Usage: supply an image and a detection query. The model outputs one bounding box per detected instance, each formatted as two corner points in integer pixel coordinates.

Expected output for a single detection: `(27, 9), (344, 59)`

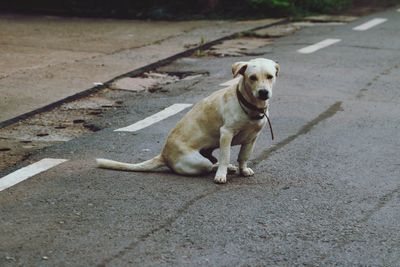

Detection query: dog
(96, 58), (279, 184)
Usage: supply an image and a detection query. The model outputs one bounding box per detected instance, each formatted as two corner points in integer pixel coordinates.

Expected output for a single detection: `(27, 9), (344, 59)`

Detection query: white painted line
(353, 18), (387, 31)
(115, 103), (192, 132)
(220, 77), (240, 87)
(298, 39), (341, 54)
(0, 158), (68, 192)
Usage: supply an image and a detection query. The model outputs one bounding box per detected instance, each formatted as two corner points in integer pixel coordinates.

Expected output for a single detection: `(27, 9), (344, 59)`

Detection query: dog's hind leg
(227, 164), (239, 174)
(200, 148), (218, 164)
(200, 148), (238, 174)
(173, 151), (213, 176)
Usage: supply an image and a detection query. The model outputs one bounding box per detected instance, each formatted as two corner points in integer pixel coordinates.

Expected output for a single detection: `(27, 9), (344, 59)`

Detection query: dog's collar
(236, 86), (275, 140)
(236, 87), (266, 120)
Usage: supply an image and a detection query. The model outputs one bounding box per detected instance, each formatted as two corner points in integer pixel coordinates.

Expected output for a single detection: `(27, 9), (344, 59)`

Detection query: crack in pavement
(356, 63), (399, 98)
(250, 101), (343, 166)
(340, 44), (400, 52)
(98, 186), (222, 266)
(315, 186), (400, 264)
(358, 187), (400, 225)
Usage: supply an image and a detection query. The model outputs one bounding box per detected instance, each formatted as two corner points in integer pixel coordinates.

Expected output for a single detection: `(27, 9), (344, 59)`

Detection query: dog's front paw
(214, 175), (227, 184)
(241, 167), (254, 177)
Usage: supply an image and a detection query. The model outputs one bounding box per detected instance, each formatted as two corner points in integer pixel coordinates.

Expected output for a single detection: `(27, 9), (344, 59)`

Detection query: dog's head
(232, 58), (280, 101)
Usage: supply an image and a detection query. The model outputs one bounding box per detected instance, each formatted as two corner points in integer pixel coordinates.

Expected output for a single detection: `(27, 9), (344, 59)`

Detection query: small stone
(42, 256), (49, 260)
(253, 24), (299, 38)
(73, 119), (85, 124)
(36, 133), (49, 137)
(5, 256), (15, 261)
(111, 77), (157, 92)
(182, 74), (203, 81)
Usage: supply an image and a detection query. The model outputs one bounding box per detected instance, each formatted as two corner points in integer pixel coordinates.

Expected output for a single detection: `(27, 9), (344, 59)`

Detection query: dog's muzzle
(258, 89), (270, 100)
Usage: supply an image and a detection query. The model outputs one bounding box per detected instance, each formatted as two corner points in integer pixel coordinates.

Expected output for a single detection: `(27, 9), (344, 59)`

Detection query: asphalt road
(1, 8), (400, 266)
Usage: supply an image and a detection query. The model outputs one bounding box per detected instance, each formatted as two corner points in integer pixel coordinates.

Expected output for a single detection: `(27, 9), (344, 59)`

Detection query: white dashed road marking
(220, 77), (240, 87)
(115, 103), (192, 132)
(298, 39), (341, 54)
(353, 18), (387, 31)
(0, 158), (68, 192)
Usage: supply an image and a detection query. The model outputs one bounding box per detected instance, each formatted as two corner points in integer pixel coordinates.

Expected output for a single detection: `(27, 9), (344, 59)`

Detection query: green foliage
(248, 0), (292, 8)
(245, 0), (351, 15)
(293, 0), (352, 13)
(0, 0), (365, 19)
(194, 49), (208, 57)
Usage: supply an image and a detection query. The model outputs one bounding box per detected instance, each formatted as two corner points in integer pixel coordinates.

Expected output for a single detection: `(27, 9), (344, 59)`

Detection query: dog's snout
(258, 89), (269, 100)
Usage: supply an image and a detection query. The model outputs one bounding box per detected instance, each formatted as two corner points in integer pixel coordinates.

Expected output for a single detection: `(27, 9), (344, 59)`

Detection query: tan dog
(96, 58), (279, 183)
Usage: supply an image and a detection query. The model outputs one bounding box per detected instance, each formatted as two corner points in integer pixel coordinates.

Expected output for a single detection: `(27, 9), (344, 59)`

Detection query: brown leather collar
(236, 86), (266, 120)
(236, 86), (275, 140)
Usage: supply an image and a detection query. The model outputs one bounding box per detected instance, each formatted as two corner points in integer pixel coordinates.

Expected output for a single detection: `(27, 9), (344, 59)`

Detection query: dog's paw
(241, 167), (254, 177)
(214, 175), (227, 184)
(227, 164), (239, 174)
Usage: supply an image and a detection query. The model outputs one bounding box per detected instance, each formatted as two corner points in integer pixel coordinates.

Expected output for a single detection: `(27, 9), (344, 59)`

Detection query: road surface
(1, 8), (400, 266)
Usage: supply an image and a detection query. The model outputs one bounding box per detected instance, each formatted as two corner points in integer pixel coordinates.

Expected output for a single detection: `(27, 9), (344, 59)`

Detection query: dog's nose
(258, 89), (269, 100)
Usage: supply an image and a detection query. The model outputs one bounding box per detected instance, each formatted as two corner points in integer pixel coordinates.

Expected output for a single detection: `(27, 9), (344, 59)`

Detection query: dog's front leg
(238, 139), (256, 177)
(214, 127), (233, 184)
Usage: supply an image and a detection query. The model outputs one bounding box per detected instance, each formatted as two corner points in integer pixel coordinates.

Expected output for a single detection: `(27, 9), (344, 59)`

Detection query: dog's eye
(249, 75), (258, 81)
(267, 74), (273, 80)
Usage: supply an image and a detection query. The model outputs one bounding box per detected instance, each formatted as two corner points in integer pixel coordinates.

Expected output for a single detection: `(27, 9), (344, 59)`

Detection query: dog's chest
(232, 120), (265, 145)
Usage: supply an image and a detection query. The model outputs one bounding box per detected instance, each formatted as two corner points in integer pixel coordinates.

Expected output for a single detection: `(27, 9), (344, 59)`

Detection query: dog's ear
(275, 62), (280, 77)
(232, 61), (248, 78)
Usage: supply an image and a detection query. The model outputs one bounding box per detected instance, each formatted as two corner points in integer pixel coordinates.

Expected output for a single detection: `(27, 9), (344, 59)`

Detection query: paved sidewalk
(0, 15), (280, 123)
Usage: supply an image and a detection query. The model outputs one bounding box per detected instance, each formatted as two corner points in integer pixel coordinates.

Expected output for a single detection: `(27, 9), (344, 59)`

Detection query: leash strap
(265, 112), (274, 141)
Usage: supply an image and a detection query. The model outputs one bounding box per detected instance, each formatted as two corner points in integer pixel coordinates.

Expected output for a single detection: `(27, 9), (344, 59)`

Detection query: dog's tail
(96, 154), (165, 172)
